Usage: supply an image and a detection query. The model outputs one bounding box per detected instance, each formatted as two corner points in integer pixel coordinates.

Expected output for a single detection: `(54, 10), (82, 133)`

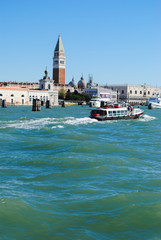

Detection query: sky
(0, 0), (161, 86)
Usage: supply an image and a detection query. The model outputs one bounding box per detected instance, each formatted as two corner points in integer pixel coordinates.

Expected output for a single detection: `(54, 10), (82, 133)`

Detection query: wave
(139, 114), (156, 122)
(0, 117), (97, 130)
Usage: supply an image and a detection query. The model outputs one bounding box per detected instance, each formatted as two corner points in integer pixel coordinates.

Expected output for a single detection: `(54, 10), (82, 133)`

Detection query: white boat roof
(97, 107), (128, 111)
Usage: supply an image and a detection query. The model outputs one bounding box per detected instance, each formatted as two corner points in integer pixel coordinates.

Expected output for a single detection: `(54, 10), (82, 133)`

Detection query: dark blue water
(0, 105), (161, 239)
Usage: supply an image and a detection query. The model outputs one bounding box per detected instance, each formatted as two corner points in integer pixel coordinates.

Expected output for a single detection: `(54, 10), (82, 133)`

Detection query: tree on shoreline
(59, 89), (91, 102)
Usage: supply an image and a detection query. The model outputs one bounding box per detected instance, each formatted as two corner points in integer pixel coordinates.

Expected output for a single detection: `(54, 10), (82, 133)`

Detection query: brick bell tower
(53, 33), (66, 85)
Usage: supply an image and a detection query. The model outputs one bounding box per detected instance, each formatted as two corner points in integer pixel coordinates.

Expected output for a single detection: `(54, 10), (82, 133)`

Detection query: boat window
(102, 110), (107, 116)
(92, 110), (100, 114)
(109, 111), (112, 116)
(125, 110), (127, 115)
(121, 110), (124, 115)
(113, 111), (116, 116)
(150, 97), (157, 102)
(117, 110), (121, 115)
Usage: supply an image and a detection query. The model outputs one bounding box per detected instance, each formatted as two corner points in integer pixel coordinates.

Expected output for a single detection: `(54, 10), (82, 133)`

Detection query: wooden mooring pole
(2, 100), (7, 108)
(46, 100), (52, 109)
(32, 99), (41, 111)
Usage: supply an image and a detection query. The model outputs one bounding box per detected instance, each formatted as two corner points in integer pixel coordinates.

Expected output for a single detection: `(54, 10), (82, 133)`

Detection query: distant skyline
(0, 0), (161, 86)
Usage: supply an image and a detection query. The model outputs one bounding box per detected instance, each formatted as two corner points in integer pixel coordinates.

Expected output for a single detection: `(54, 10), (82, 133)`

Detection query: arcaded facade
(105, 84), (161, 105)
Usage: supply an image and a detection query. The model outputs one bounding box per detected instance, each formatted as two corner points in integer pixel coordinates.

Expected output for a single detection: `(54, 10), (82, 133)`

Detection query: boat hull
(148, 102), (161, 109)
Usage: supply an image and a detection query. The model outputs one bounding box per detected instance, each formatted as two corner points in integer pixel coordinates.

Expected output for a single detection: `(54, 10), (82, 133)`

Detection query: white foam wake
(0, 117), (97, 130)
(64, 117), (97, 126)
(139, 114), (156, 122)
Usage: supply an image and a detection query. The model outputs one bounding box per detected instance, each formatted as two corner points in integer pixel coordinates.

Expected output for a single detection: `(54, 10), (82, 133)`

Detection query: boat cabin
(149, 96), (160, 103)
(91, 107), (128, 117)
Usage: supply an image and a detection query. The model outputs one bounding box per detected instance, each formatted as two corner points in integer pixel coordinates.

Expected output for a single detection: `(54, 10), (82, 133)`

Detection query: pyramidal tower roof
(55, 33), (64, 52)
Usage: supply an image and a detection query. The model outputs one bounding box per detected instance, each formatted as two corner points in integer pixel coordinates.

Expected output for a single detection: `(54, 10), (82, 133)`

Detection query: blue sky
(0, 0), (161, 86)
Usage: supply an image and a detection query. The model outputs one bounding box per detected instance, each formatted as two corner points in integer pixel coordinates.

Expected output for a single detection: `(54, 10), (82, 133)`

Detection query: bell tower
(53, 33), (65, 85)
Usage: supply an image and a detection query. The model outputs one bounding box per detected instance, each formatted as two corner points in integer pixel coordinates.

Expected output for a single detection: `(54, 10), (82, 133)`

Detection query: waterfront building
(0, 70), (58, 105)
(83, 87), (117, 103)
(0, 81), (39, 89)
(53, 34), (66, 85)
(105, 84), (161, 105)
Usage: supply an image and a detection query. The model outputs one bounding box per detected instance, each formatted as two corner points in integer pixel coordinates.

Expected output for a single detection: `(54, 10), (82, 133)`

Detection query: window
(113, 111), (116, 116)
(60, 61), (64, 64)
(22, 99), (24, 104)
(148, 91), (150, 95)
(122, 90), (124, 94)
(109, 111), (112, 116)
(48, 84), (50, 90)
(135, 90), (137, 94)
(21, 95), (24, 97)
(130, 90), (132, 94)
(11, 99), (14, 104)
(140, 91), (142, 94)
(0, 94), (2, 96)
(54, 61), (58, 64)
(11, 94), (14, 97)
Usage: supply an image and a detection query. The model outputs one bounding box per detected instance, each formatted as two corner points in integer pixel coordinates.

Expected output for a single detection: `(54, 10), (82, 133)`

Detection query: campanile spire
(53, 34), (66, 85)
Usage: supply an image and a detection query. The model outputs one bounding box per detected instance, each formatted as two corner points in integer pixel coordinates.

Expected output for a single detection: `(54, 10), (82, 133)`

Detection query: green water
(0, 105), (161, 239)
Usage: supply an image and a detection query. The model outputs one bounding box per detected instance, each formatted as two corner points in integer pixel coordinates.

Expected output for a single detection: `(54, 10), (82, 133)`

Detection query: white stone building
(83, 87), (117, 103)
(105, 84), (161, 105)
(0, 70), (58, 106)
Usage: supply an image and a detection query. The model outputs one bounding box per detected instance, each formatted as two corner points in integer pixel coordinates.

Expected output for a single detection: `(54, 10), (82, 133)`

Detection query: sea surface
(0, 105), (161, 240)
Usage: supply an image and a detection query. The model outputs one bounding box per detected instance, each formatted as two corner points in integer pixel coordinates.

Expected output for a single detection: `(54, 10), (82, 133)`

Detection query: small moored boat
(90, 106), (143, 121)
(147, 94), (161, 109)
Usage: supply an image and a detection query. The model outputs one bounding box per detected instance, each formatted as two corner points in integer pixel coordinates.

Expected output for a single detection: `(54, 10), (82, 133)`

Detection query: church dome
(78, 76), (87, 89)
(87, 80), (95, 88)
(69, 77), (77, 89)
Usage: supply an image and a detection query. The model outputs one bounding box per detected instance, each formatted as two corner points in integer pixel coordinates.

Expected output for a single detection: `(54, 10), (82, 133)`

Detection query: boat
(89, 106), (143, 121)
(147, 94), (161, 109)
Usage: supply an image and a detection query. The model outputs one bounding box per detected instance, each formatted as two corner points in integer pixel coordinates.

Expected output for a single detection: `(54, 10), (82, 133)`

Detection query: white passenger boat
(90, 106), (143, 121)
(147, 94), (161, 109)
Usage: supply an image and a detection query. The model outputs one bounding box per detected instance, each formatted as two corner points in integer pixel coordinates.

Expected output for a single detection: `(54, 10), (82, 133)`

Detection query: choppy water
(0, 105), (161, 240)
